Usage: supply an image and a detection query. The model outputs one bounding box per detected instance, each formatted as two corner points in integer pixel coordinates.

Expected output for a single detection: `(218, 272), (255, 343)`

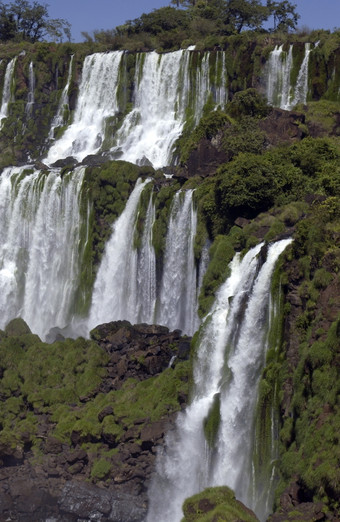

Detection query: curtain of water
(147, 239), (292, 522)
(0, 166), (88, 339)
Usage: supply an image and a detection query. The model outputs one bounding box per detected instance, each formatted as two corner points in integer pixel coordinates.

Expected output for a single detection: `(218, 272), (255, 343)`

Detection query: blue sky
(47, 0), (340, 43)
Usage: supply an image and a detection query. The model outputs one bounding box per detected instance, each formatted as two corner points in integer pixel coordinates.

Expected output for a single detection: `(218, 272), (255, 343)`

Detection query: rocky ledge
(0, 319), (191, 521)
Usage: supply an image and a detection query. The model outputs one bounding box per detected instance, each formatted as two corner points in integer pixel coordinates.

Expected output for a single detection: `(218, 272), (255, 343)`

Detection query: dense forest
(0, 1), (339, 521)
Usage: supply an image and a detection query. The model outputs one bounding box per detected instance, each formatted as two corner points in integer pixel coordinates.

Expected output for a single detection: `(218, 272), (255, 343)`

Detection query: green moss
(203, 393), (221, 449)
(182, 486), (258, 521)
(90, 458), (111, 481)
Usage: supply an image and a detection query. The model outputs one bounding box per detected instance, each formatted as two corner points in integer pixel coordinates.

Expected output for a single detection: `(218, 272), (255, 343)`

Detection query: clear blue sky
(46, 0), (340, 43)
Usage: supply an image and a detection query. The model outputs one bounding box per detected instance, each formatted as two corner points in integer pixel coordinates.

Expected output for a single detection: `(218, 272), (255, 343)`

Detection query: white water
(136, 193), (157, 323)
(266, 45), (293, 109)
(156, 190), (198, 335)
(88, 178), (150, 329)
(49, 55), (74, 139)
(45, 51), (124, 164)
(147, 239), (292, 522)
(266, 43), (311, 110)
(45, 50), (227, 168)
(0, 57), (17, 127)
(0, 166), (88, 339)
(88, 185), (199, 335)
(289, 43), (311, 107)
(25, 62), (35, 115)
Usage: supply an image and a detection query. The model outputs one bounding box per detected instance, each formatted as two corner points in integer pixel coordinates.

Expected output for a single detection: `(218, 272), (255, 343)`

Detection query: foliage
(0, 0), (70, 43)
(86, 0), (299, 50)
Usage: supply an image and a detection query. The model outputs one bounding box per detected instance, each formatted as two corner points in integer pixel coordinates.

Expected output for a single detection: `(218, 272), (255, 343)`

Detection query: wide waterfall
(46, 49), (228, 169)
(147, 239), (292, 522)
(266, 42), (311, 110)
(0, 166), (88, 339)
(88, 185), (199, 336)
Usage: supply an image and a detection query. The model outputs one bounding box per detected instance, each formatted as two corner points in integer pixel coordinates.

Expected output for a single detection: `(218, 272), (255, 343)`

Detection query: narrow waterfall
(88, 185), (199, 336)
(289, 42), (311, 107)
(49, 55), (74, 139)
(136, 194), (157, 324)
(0, 56), (17, 127)
(25, 61), (35, 115)
(156, 190), (199, 335)
(88, 178), (151, 329)
(147, 239), (292, 522)
(0, 166), (88, 339)
(266, 44), (293, 109)
(45, 51), (124, 164)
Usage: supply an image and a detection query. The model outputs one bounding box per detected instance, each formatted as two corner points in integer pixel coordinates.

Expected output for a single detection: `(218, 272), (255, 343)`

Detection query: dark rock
(98, 405), (114, 422)
(59, 481), (147, 521)
(5, 317), (31, 336)
(50, 156), (77, 168)
(81, 153), (110, 166)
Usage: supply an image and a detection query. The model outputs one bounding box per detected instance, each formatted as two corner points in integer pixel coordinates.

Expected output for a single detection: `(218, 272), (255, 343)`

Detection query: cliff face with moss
(0, 34), (339, 521)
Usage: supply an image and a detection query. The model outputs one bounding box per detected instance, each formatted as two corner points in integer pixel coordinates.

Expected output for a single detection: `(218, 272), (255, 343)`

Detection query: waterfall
(88, 185), (199, 336)
(156, 190), (198, 335)
(147, 239), (292, 522)
(289, 42), (311, 107)
(49, 55), (74, 139)
(0, 57), (17, 127)
(136, 194), (157, 324)
(112, 50), (192, 169)
(0, 166), (88, 339)
(266, 45), (293, 109)
(266, 43), (311, 110)
(45, 51), (124, 165)
(88, 178), (151, 329)
(45, 50), (227, 168)
(25, 61), (35, 115)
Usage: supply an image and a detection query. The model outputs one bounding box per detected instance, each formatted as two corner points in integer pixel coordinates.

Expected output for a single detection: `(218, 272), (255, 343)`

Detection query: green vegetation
(182, 486), (259, 521)
(0, 0), (70, 43)
(85, 0), (299, 51)
(0, 319), (191, 482)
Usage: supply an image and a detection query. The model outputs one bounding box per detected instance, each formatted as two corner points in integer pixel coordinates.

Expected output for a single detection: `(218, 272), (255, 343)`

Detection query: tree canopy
(0, 0), (71, 42)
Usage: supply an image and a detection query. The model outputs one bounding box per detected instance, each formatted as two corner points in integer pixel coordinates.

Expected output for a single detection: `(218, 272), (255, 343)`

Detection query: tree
(267, 0), (300, 32)
(0, 0), (71, 42)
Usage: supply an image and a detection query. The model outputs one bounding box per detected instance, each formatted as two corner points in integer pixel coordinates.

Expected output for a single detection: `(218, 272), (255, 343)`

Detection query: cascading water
(49, 55), (74, 140)
(45, 51), (124, 164)
(147, 239), (292, 522)
(88, 178), (151, 329)
(88, 185), (199, 336)
(266, 43), (311, 110)
(289, 42), (311, 107)
(266, 44), (293, 109)
(156, 190), (199, 335)
(45, 49), (227, 169)
(0, 166), (88, 339)
(25, 61), (35, 115)
(0, 56), (17, 127)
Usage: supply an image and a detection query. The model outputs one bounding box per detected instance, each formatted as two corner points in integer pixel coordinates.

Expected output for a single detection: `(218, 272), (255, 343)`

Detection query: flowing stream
(147, 239), (292, 522)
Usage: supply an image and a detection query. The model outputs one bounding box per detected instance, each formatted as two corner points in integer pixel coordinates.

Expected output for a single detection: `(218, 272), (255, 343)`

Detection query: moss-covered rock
(182, 486), (259, 521)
